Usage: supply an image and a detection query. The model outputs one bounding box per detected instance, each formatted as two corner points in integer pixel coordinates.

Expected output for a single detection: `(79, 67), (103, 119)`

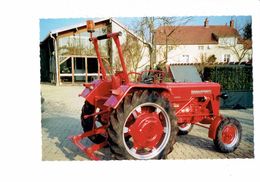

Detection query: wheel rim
(122, 103), (171, 159)
(178, 123), (191, 131)
(221, 124), (239, 147)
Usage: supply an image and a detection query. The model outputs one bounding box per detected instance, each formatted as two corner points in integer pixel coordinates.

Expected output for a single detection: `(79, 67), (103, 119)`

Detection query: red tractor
(69, 20), (242, 160)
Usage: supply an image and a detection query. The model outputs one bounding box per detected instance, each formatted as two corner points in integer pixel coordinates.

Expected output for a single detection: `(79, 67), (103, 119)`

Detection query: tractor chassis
(67, 20), (242, 160)
(68, 95), (224, 160)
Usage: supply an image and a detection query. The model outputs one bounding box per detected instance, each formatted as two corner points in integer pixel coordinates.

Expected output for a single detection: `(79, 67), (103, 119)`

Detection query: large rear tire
(108, 90), (178, 160)
(213, 118), (242, 153)
(81, 102), (106, 144)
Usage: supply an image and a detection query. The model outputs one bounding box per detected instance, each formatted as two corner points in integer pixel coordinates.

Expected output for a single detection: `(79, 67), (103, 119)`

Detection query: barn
(40, 18), (150, 85)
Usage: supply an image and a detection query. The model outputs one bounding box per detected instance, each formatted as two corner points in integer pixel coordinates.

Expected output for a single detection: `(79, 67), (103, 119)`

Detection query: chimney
(204, 18), (209, 28)
(230, 20), (234, 28)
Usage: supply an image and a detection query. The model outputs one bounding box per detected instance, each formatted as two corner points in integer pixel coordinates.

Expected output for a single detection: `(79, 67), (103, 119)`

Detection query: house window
(198, 46), (204, 50)
(182, 55), (190, 62)
(223, 54), (231, 63)
(168, 45), (175, 50)
(219, 37), (236, 46)
(76, 58), (85, 70)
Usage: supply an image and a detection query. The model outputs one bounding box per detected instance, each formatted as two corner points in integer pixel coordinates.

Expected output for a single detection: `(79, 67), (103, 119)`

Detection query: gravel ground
(41, 83), (254, 160)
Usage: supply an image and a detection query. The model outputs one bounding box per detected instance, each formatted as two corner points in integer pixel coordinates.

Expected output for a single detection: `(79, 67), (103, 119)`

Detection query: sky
(40, 16), (251, 41)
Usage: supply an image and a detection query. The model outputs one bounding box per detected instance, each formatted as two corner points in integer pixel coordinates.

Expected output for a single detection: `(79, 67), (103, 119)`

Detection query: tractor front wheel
(81, 102), (106, 144)
(177, 123), (193, 135)
(108, 90), (178, 160)
(213, 118), (242, 153)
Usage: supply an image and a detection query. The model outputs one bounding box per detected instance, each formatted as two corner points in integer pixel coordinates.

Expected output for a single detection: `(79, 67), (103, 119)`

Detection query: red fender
(103, 84), (171, 109)
(208, 116), (223, 139)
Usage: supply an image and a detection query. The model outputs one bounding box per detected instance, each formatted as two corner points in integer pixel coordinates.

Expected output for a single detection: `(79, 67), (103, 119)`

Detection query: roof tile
(155, 25), (241, 45)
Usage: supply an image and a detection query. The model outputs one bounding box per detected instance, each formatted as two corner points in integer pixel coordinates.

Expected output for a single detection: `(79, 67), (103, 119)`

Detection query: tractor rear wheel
(108, 90), (177, 160)
(213, 118), (242, 153)
(81, 102), (106, 144)
(177, 123), (193, 135)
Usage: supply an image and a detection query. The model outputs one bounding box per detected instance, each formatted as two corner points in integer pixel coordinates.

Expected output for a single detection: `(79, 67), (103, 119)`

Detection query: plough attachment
(68, 126), (107, 160)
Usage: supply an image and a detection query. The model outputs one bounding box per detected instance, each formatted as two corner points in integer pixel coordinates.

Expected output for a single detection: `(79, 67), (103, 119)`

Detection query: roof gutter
(50, 33), (59, 86)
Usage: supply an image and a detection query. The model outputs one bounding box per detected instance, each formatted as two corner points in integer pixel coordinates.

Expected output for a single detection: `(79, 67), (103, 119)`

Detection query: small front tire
(213, 118), (242, 153)
(177, 123), (193, 135)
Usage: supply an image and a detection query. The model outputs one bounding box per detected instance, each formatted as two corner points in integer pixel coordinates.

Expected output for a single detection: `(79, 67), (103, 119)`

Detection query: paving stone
(41, 84), (254, 160)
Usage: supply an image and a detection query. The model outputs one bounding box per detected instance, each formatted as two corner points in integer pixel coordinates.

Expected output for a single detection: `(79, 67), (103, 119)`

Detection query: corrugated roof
(155, 25), (241, 45)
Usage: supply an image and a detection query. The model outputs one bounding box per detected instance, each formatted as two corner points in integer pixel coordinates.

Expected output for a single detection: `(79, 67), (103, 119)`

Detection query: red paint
(69, 22), (235, 160)
(179, 123), (189, 128)
(112, 36), (129, 84)
(128, 112), (164, 149)
(83, 108), (110, 119)
(221, 125), (237, 144)
(68, 126), (107, 160)
(92, 39), (107, 80)
(208, 116), (223, 139)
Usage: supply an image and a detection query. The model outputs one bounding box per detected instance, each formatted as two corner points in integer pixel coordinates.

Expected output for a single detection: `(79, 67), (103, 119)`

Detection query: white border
(1, 0), (259, 182)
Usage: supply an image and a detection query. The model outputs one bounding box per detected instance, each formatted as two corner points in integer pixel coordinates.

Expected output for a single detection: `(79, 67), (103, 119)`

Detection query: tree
(220, 40), (251, 63)
(195, 53), (217, 79)
(218, 35), (251, 64)
(134, 17), (192, 69)
(242, 23), (252, 40)
(230, 41), (250, 63)
(58, 36), (86, 56)
(121, 34), (146, 71)
(111, 33), (148, 81)
(228, 22), (252, 63)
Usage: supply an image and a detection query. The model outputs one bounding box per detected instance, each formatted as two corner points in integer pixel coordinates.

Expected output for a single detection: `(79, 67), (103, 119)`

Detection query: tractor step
(68, 126), (108, 160)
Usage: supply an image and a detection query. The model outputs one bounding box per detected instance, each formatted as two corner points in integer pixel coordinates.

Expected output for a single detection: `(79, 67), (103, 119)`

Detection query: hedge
(203, 65), (253, 91)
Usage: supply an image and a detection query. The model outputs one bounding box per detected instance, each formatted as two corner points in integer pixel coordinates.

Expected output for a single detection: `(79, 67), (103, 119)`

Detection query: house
(41, 17), (252, 86)
(40, 18), (150, 85)
(154, 18), (252, 65)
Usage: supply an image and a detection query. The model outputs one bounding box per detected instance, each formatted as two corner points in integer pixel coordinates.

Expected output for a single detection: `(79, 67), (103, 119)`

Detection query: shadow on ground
(177, 134), (217, 152)
(42, 115), (254, 160)
(42, 115), (111, 160)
